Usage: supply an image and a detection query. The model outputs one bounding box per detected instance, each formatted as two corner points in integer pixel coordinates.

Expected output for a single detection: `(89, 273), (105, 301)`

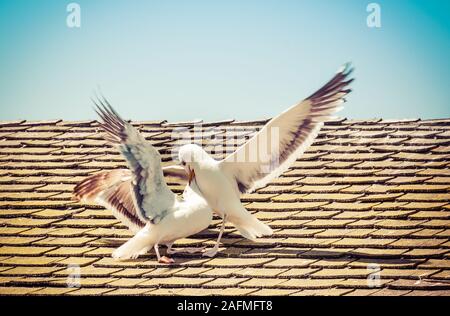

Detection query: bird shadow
(236, 247), (420, 266)
(96, 235), (420, 267)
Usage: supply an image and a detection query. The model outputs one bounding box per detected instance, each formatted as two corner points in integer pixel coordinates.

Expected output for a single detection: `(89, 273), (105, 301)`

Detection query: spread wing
(73, 169), (145, 233)
(73, 166), (188, 232)
(93, 98), (177, 224)
(219, 63), (354, 194)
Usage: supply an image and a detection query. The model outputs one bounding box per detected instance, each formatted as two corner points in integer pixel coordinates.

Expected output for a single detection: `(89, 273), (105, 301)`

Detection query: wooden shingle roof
(0, 117), (449, 296)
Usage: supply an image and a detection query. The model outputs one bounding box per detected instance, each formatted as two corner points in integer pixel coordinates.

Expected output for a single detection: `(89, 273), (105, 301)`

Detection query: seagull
(73, 101), (213, 263)
(178, 63), (354, 257)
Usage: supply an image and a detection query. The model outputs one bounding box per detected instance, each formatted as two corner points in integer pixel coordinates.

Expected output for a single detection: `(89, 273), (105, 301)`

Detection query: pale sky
(0, 0), (449, 122)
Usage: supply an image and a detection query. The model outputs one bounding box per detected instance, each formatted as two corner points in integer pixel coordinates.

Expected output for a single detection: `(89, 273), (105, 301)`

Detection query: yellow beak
(188, 168), (195, 185)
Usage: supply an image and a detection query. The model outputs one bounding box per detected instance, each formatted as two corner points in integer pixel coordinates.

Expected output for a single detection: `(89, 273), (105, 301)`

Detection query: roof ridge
(1, 117), (450, 128)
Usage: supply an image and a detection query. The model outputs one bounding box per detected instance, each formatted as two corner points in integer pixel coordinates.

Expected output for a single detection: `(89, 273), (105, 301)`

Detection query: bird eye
(181, 161), (186, 166)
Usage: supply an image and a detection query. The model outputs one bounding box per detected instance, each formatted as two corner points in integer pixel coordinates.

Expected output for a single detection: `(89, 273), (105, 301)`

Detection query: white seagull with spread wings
(178, 63), (354, 257)
(74, 63), (354, 262)
(74, 102), (213, 263)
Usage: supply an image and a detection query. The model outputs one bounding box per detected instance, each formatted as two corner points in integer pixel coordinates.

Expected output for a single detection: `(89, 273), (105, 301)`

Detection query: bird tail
(233, 212), (273, 241)
(112, 224), (154, 260)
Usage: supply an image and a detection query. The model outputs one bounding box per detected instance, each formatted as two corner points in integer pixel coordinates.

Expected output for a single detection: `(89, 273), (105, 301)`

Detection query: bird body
(74, 62), (354, 261)
(179, 144), (273, 243)
(74, 102), (213, 263)
(178, 63), (354, 256)
(111, 184), (212, 260)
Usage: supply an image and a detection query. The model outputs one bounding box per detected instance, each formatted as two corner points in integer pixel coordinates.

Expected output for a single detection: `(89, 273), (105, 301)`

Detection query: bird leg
(166, 243), (206, 255)
(154, 244), (174, 264)
(154, 244), (161, 260)
(203, 215), (227, 257)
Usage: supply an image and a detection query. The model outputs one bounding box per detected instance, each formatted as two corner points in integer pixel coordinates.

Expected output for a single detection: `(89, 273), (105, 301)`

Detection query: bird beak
(188, 167), (195, 185)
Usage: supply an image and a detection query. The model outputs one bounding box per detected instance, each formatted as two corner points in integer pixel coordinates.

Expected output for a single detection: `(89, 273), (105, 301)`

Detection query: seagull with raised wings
(74, 63), (354, 262)
(178, 63), (354, 257)
(74, 101), (213, 263)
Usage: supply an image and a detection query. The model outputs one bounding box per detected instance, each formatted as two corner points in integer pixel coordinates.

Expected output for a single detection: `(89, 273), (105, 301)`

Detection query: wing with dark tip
(73, 169), (145, 232)
(220, 63), (354, 194)
(92, 97), (177, 224)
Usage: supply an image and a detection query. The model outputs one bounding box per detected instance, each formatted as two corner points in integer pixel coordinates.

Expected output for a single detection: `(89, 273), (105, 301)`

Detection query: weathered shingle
(0, 118), (449, 295)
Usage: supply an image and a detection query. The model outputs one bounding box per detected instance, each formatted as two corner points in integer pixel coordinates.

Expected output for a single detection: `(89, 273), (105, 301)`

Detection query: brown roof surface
(0, 117), (449, 296)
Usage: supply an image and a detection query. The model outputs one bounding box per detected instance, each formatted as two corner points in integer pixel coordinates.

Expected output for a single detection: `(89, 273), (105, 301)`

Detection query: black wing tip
(307, 62), (355, 101)
(339, 62), (354, 76)
(90, 92), (124, 123)
(236, 178), (249, 194)
(90, 92), (129, 142)
(341, 88), (352, 95)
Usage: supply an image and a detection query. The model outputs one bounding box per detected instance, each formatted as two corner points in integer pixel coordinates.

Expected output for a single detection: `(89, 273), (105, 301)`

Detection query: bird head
(178, 144), (209, 184)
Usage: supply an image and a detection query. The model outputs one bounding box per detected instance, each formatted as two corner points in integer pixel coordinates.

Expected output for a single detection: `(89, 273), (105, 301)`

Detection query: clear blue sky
(0, 0), (449, 122)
